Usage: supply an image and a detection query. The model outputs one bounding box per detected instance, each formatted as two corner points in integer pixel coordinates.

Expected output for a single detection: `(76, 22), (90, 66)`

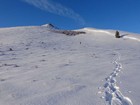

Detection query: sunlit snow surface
(0, 26), (140, 105)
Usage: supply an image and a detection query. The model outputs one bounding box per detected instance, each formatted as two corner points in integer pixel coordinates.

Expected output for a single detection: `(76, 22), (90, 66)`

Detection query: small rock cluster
(52, 30), (86, 36)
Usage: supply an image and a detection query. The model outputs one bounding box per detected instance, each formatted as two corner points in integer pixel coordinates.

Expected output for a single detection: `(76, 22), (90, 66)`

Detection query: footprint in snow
(101, 52), (133, 105)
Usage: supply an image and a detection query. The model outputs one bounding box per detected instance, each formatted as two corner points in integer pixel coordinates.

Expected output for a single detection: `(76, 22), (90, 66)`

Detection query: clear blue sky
(0, 0), (140, 33)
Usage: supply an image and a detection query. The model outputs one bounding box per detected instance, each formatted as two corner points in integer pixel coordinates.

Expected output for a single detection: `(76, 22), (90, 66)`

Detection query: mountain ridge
(0, 23), (140, 105)
(0, 24), (140, 35)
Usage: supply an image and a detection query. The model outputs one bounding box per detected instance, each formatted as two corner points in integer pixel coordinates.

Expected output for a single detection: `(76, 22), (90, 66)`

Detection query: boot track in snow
(100, 52), (133, 105)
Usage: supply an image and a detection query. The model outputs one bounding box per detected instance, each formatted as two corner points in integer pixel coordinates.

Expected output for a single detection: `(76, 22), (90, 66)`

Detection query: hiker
(115, 31), (121, 38)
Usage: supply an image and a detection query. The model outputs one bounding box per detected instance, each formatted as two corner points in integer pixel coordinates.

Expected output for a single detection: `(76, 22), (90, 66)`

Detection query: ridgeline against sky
(0, 0), (140, 33)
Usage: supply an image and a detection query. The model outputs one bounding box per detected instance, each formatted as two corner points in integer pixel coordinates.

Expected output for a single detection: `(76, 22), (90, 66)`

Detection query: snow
(41, 23), (58, 29)
(0, 25), (140, 105)
(103, 52), (133, 105)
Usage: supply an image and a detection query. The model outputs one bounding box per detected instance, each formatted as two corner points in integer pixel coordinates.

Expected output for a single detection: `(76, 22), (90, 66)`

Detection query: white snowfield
(0, 25), (140, 105)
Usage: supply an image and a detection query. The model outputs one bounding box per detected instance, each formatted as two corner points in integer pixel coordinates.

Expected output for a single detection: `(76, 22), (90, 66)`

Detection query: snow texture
(0, 25), (140, 105)
(103, 52), (133, 105)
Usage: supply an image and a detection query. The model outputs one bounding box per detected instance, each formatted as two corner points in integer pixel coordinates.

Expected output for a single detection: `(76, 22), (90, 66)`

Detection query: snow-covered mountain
(41, 23), (59, 29)
(0, 25), (140, 105)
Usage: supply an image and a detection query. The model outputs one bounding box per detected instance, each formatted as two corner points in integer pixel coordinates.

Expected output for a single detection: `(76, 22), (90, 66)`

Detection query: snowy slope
(42, 24), (59, 29)
(0, 25), (140, 105)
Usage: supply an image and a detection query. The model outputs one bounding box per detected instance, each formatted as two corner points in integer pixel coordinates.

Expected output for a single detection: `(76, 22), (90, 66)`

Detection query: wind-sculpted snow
(124, 36), (140, 42)
(0, 26), (140, 105)
(83, 28), (112, 35)
(101, 52), (133, 105)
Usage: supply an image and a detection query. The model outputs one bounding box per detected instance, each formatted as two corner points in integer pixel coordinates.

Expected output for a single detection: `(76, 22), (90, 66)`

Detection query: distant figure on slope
(115, 31), (121, 38)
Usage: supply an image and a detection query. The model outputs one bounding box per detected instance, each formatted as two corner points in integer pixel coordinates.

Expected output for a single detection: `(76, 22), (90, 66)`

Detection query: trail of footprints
(101, 52), (133, 105)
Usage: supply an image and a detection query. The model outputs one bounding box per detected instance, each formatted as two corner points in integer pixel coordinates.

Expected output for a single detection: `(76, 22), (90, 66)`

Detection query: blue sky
(0, 0), (140, 33)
